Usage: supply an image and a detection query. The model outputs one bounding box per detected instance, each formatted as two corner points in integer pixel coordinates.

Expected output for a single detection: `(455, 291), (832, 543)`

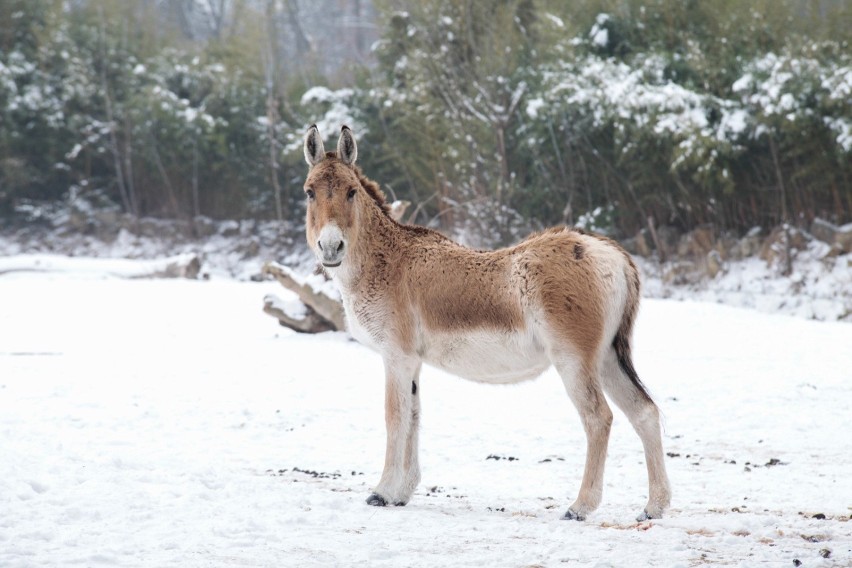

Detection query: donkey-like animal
(302, 125), (672, 521)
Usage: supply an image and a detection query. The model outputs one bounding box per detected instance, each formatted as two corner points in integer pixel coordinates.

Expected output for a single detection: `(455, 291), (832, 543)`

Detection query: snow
(716, 108), (749, 139)
(529, 48), (851, 180)
(544, 13), (564, 28)
(279, 295), (309, 320)
(590, 28), (609, 48)
(286, 87), (364, 155)
(589, 13), (611, 47)
(266, 261), (342, 302)
(65, 143), (83, 160)
(0, 221), (312, 282)
(1, 261), (850, 566)
(639, 244), (852, 322)
(0, 253), (198, 279)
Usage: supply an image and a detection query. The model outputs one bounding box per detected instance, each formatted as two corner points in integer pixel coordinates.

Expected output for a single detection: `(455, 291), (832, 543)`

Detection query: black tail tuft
(613, 330), (653, 402)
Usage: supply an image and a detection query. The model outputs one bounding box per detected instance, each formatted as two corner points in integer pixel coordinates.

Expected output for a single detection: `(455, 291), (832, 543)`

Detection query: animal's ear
(337, 125), (357, 166)
(304, 124), (325, 167)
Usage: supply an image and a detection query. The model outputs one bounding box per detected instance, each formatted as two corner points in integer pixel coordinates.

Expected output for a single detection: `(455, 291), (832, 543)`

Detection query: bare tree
(284, 0), (312, 56)
(265, 0), (284, 223)
(202, 0), (228, 39)
(96, 5), (137, 215)
(160, 0), (197, 39)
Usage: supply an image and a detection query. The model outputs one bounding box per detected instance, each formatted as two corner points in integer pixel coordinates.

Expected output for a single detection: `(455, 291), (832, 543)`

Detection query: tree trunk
(265, 0), (284, 223)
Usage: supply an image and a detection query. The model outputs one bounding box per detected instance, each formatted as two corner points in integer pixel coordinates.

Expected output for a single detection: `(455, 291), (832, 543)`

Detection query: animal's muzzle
(317, 223), (346, 267)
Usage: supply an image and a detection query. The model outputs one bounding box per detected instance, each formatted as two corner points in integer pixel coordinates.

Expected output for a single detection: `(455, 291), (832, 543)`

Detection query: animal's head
(302, 124), (363, 269)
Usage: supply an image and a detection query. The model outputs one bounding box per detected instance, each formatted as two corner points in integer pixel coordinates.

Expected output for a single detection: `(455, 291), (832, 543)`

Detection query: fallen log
(263, 293), (335, 333)
(389, 200), (411, 222)
(261, 261), (345, 331)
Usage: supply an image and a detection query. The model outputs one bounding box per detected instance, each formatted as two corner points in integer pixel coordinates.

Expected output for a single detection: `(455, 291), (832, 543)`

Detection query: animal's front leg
(367, 356), (421, 507)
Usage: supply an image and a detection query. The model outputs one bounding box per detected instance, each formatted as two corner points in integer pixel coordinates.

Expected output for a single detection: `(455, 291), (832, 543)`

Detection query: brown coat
(301, 125), (670, 520)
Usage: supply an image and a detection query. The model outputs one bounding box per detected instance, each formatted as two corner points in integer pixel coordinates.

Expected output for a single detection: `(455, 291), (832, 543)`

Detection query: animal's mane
(325, 151), (450, 241)
(357, 167), (447, 240)
(354, 166), (392, 216)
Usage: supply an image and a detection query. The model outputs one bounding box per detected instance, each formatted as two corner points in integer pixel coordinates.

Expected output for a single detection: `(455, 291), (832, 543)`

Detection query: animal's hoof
(366, 493), (387, 507)
(562, 509), (585, 521)
(636, 510), (658, 522)
(393, 500), (407, 507)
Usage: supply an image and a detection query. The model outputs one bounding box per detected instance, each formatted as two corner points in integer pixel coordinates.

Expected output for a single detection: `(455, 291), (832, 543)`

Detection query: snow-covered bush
(523, 37), (851, 236)
(2, 0), (849, 246)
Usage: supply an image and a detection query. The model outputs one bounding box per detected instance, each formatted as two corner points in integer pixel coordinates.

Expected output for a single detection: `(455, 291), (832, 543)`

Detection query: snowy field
(1, 259), (851, 567)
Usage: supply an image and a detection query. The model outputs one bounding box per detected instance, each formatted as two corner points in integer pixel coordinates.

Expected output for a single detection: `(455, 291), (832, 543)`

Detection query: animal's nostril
(336, 241), (344, 253)
(317, 240), (323, 251)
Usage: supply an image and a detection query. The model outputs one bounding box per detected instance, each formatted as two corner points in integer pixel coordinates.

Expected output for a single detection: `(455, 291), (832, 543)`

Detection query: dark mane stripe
(335, 154), (450, 241)
(359, 170), (449, 241)
(354, 167), (391, 216)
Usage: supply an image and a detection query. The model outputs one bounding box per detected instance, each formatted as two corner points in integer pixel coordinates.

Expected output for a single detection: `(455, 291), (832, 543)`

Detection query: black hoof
(636, 510), (657, 522)
(393, 501), (407, 507)
(562, 509), (585, 521)
(366, 493), (387, 507)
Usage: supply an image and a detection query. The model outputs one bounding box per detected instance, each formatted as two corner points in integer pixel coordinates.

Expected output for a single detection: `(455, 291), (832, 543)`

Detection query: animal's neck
(334, 198), (400, 292)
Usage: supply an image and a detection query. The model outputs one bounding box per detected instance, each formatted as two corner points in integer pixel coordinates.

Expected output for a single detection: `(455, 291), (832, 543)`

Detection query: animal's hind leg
(600, 348), (672, 520)
(553, 357), (613, 521)
(367, 356), (422, 507)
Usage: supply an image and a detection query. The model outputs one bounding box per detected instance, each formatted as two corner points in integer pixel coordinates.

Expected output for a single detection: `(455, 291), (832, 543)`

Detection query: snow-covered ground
(1, 260), (850, 567)
(640, 250), (852, 323)
(3, 225), (849, 322)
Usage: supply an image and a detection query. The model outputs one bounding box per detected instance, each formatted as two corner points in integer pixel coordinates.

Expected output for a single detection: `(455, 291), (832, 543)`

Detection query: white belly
(420, 327), (550, 384)
(339, 287), (551, 384)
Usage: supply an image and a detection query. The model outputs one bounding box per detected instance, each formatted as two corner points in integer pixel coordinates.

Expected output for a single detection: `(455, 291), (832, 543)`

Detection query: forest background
(1, 0), (850, 248)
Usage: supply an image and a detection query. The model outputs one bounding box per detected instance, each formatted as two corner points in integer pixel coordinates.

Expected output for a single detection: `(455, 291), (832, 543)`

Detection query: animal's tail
(613, 256), (654, 403)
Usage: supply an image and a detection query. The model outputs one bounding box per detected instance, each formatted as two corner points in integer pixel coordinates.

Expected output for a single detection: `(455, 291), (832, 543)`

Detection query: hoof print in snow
(426, 486), (467, 499)
(743, 458), (787, 472)
(486, 454), (518, 461)
(562, 509), (585, 521)
(487, 506), (506, 513)
(267, 467), (343, 480)
(366, 493), (387, 506)
(292, 467), (341, 480)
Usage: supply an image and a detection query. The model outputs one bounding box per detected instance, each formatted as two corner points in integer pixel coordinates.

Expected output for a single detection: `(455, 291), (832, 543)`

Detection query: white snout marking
(318, 222), (346, 267)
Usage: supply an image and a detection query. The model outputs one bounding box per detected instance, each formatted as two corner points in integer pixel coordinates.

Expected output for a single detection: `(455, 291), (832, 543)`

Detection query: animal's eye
(305, 188), (315, 200)
(347, 188), (357, 201)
